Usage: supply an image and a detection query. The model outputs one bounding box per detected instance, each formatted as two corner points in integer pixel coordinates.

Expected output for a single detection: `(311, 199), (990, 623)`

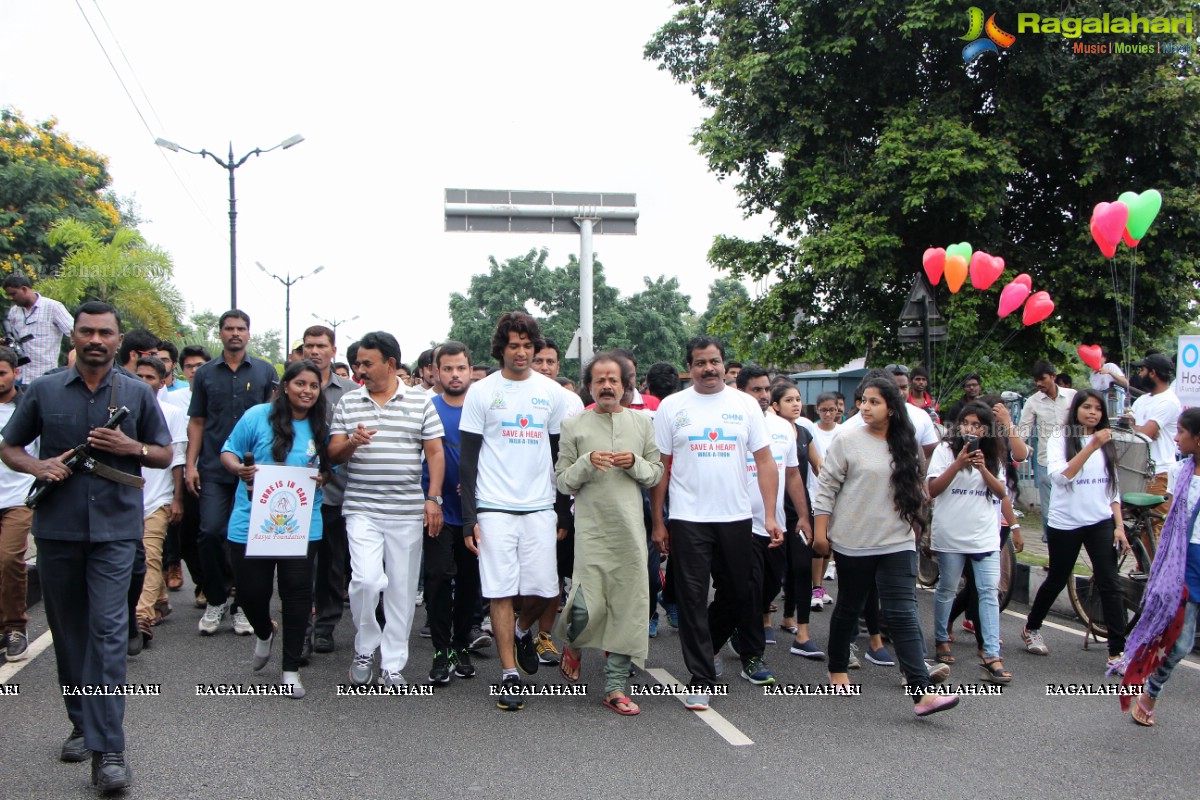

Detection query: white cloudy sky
(0, 0), (772, 355)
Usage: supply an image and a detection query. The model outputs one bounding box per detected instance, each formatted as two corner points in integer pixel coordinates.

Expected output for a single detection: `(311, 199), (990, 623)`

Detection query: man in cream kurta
(554, 354), (663, 714)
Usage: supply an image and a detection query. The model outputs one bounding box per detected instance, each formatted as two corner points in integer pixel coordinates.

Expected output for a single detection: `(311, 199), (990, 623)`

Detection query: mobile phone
(965, 434), (980, 454)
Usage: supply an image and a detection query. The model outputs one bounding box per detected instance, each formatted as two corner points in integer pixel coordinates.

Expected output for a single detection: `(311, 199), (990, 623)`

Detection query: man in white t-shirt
(0, 347), (34, 661)
(1126, 353), (1182, 536)
(842, 369), (939, 459)
(650, 338), (782, 712)
(459, 312), (569, 710)
(130, 357), (188, 654)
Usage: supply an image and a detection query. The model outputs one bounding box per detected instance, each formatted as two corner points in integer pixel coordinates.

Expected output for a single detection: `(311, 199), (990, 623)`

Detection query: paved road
(3, 576), (1197, 800)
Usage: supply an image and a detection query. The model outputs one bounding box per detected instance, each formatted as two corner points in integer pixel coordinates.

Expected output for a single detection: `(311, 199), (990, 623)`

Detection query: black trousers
(1027, 517), (1125, 656)
(782, 514), (813, 622)
(734, 534), (774, 662)
(670, 518), (753, 686)
(423, 523), (481, 652)
(647, 535), (663, 621)
(38, 537), (136, 752)
(229, 541), (316, 671)
(125, 538), (146, 639)
(311, 504), (348, 637)
(198, 480), (237, 609)
(164, 490), (204, 590)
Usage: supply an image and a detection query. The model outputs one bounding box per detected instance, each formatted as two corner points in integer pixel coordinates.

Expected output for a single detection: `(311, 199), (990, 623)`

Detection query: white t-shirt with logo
(1046, 432), (1118, 529)
(653, 386), (769, 523)
(461, 369), (567, 512)
(0, 400), (35, 509)
(143, 399), (189, 517)
(809, 424), (840, 499)
(1132, 388), (1182, 473)
(927, 442), (1001, 552)
(842, 402), (938, 448)
(746, 412), (799, 537)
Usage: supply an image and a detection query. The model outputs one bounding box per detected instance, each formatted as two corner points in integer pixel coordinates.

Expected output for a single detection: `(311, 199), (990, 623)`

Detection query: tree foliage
(447, 249), (695, 377)
(647, 0), (1200, 390)
(0, 107), (121, 278)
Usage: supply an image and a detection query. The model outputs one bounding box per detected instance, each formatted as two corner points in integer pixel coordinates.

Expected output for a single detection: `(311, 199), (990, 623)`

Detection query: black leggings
(230, 541), (317, 671)
(782, 512), (812, 622)
(1026, 518), (1125, 656)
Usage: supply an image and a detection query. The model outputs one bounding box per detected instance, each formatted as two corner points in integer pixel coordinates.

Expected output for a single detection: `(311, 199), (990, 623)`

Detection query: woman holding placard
(221, 360), (330, 698)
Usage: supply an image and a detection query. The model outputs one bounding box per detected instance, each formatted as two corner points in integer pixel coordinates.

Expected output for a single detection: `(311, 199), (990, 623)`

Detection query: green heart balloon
(1123, 189), (1162, 240)
(946, 242), (972, 265)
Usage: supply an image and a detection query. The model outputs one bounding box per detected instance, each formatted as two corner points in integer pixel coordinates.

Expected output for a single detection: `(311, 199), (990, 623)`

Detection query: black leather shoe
(127, 632), (143, 657)
(60, 726), (88, 762)
(312, 631), (335, 653)
(298, 634), (313, 666)
(91, 751), (132, 791)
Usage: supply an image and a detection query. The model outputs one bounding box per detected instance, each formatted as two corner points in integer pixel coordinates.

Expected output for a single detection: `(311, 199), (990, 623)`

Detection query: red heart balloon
(997, 281), (1030, 318)
(1077, 344), (1103, 372)
(1022, 291), (1054, 326)
(1091, 219), (1118, 258)
(1014, 273), (1032, 289)
(923, 247), (946, 285)
(969, 251), (1004, 290)
(1122, 229), (1140, 248)
(1091, 201), (1128, 256)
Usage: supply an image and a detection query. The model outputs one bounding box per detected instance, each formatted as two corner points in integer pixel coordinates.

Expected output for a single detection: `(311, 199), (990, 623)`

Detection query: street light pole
(257, 262), (324, 351)
(311, 313), (360, 337)
(156, 133), (304, 308)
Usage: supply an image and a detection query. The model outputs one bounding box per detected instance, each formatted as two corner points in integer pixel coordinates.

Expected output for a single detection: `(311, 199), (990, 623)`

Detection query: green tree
(447, 249), (550, 365)
(0, 107), (122, 278)
(249, 329), (283, 366)
(647, 0), (1200, 388)
(695, 277), (764, 363)
(39, 218), (183, 337)
(625, 275), (694, 367)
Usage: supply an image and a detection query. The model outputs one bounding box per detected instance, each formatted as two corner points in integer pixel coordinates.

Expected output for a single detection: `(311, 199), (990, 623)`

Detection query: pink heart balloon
(1014, 273), (1032, 289)
(1091, 219), (1118, 258)
(1091, 201), (1129, 256)
(969, 251), (1004, 290)
(997, 280), (1030, 318)
(1077, 344), (1103, 372)
(923, 247), (946, 285)
(1022, 291), (1054, 326)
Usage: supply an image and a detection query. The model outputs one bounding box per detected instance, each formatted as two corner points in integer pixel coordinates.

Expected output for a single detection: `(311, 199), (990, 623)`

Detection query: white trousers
(345, 513), (424, 673)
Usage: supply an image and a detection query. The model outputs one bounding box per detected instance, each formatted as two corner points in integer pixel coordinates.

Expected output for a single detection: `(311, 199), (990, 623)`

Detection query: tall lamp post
(155, 133), (304, 308)
(257, 262), (324, 351)
(311, 313), (360, 338)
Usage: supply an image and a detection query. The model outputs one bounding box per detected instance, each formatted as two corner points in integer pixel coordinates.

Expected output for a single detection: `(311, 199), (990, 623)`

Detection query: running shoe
(5, 631), (29, 661)
(415, 590), (424, 607)
(764, 626), (777, 645)
(382, 670), (407, 687)
(824, 562), (837, 581)
(649, 617), (658, 638)
(740, 656), (777, 686)
(198, 601), (226, 635)
(429, 650), (452, 685)
(665, 602), (680, 628)
(349, 651), (377, 686)
(1021, 627), (1049, 656)
(811, 588), (824, 611)
(496, 673), (525, 711)
(468, 627), (493, 651)
(481, 615), (494, 635)
(848, 642), (861, 669)
(683, 692), (710, 711)
(514, 632), (539, 675)
(231, 609), (253, 636)
(1107, 654), (1126, 676)
(789, 639), (826, 660)
(536, 631), (561, 665)
(453, 648), (476, 679)
(713, 654), (724, 677)
(865, 646), (895, 667)
(962, 619), (976, 633)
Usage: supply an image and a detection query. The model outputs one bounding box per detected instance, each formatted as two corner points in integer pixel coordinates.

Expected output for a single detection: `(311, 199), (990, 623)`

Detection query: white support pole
(577, 215), (595, 367)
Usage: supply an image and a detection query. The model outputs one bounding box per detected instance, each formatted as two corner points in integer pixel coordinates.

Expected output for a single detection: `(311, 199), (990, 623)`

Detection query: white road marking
(0, 631), (53, 683)
(645, 667), (754, 746)
(1001, 608), (1199, 671)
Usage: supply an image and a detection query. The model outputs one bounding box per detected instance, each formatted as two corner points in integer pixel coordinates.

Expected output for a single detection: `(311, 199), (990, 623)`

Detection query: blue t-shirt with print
(221, 403), (324, 544)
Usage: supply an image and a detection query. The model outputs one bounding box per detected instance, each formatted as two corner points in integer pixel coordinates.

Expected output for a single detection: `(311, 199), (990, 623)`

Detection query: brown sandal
(980, 657), (1012, 684)
(935, 642), (956, 664)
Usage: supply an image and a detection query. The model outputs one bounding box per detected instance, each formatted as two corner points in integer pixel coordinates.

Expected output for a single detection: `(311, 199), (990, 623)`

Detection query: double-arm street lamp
(155, 133), (304, 308)
(257, 262), (324, 352)
(311, 313), (360, 337)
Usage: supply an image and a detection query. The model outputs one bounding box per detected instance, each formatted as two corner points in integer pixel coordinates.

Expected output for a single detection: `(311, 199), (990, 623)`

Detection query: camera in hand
(24, 406), (130, 509)
(0, 331), (33, 367)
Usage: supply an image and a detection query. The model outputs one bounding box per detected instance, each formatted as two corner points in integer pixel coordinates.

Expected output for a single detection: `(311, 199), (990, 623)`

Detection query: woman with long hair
(928, 402), (1011, 683)
(812, 377), (958, 715)
(220, 360), (330, 698)
(1022, 389), (1128, 669)
(1120, 407), (1200, 726)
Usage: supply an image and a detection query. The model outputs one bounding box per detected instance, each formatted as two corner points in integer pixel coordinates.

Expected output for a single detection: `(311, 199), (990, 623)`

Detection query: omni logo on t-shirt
(687, 427), (737, 457)
(500, 414), (545, 443)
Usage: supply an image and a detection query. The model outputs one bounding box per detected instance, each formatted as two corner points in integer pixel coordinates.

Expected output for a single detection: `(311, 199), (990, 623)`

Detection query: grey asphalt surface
(3, 575), (1197, 800)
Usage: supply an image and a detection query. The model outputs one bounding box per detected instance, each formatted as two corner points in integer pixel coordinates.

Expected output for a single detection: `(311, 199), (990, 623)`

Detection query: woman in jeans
(1022, 389), (1128, 669)
(928, 402), (1011, 683)
(221, 360), (329, 698)
(1121, 407), (1200, 725)
(812, 377), (958, 716)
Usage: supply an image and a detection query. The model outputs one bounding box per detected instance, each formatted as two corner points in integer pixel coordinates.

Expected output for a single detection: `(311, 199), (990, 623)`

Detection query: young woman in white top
(927, 403), (1011, 683)
(1022, 389), (1129, 669)
(809, 392), (840, 608)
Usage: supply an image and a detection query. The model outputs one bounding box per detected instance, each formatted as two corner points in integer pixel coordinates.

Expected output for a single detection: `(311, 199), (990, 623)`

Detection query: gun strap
(108, 371), (119, 415)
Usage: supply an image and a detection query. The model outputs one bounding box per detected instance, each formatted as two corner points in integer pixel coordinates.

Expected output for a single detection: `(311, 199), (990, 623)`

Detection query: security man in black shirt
(1, 301), (171, 792)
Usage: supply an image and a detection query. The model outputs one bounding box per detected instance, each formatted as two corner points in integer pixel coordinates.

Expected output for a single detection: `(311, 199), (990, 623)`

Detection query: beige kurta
(552, 408), (664, 664)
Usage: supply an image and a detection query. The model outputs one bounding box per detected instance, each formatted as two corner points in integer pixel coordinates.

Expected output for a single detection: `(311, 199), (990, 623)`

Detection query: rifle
(25, 406), (132, 509)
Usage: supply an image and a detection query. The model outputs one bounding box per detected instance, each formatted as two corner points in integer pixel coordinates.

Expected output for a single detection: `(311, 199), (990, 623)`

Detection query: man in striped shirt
(329, 331), (445, 687)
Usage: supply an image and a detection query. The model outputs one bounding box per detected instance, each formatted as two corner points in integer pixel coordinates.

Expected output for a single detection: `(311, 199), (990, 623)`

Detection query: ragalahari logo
(961, 7), (1016, 63)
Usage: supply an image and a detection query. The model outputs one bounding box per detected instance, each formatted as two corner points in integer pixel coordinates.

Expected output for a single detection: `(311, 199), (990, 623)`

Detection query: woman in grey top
(813, 377), (959, 717)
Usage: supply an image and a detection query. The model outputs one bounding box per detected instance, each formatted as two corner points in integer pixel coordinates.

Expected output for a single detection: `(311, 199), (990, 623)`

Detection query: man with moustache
(1, 302), (171, 791)
(187, 310), (278, 637)
(555, 353), (663, 714)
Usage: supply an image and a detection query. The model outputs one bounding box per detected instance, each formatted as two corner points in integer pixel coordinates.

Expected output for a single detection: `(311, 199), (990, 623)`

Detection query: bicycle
(1067, 492), (1162, 641)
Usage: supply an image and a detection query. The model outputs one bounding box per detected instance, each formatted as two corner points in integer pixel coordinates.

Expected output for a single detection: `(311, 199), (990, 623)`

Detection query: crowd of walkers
(0, 289), (1193, 791)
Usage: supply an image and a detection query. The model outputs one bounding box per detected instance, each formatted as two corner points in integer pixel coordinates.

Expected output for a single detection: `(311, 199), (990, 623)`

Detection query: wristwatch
(139, 443), (149, 460)
(427, 495), (443, 506)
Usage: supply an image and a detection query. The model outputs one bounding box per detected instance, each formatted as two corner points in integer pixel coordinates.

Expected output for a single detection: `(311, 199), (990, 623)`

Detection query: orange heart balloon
(944, 254), (968, 293)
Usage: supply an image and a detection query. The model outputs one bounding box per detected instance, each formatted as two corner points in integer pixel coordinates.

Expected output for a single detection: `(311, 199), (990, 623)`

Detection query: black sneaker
(453, 648), (476, 679)
(514, 632), (539, 675)
(429, 650), (452, 685)
(61, 726), (88, 763)
(91, 751), (132, 791)
(468, 626), (493, 651)
(419, 624), (432, 639)
(5, 630), (28, 661)
(312, 631), (335, 653)
(495, 673), (525, 711)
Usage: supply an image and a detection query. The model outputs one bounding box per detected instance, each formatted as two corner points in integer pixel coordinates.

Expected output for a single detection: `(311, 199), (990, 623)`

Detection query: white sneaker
(382, 670), (407, 687)
(848, 643), (861, 669)
(824, 563), (837, 581)
(198, 601), (226, 635)
(231, 610), (253, 635)
(481, 615), (494, 635)
(415, 590), (424, 607)
(281, 670), (305, 699)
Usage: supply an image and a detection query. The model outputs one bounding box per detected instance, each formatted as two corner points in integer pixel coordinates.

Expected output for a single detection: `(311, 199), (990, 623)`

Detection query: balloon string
(939, 319), (1010, 404)
(970, 328), (1024, 378)
(1127, 246), (1137, 369)
(1108, 255), (1127, 367)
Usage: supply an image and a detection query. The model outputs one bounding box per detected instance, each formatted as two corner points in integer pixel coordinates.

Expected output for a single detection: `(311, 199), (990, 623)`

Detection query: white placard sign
(245, 465), (316, 557)
(1175, 335), (1200, 408)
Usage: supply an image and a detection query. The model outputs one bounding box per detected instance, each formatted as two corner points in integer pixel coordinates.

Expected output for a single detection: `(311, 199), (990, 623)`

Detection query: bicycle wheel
(997, 537), (1016, 612)
(1068, 574), (1109, 638)
(917, 551), (939, 588)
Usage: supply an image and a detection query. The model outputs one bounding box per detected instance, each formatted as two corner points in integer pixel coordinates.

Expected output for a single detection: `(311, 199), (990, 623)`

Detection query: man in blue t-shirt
(421, 341), (484, 684)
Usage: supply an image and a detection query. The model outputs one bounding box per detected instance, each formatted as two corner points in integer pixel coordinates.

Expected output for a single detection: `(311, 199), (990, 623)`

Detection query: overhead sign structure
(445, 188), (639, 366)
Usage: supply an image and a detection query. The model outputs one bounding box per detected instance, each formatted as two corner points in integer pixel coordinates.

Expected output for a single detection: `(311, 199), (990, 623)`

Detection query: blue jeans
(1145, 599), (1200, 699)
(934, 551), (1001, 658)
